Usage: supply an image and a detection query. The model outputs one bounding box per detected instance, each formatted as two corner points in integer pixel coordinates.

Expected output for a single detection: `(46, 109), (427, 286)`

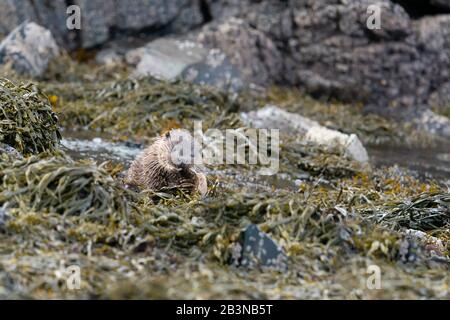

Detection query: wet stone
(230, 224), (288, 272)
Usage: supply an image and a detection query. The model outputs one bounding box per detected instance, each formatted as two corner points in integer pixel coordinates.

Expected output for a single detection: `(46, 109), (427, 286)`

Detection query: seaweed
(0, 153), (130, 222)
(0, 78), (61, 155)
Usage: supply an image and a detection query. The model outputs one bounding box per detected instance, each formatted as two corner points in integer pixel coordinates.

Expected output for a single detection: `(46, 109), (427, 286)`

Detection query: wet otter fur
(125, 129), (207, 196)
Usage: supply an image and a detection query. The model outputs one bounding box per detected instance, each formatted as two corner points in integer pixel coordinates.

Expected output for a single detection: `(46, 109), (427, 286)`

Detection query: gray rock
(241, 105), (370, 163)
(428, 82), (450, 115)
(95, 48), (124, 67)
(0, 143), (23, 161)
(429, 82), (450, 115)
(0, 203), (10, 227)
(68, 0), (204, 48)
(414, 109), (450, 138)
(0, 0), (37, 37)
(198, 1), (450, 118)
(0, 0), (70, 48)
(0, 22), (60, 77)
(0, 0), (204, 49)
(416, 15), (450, 103)
(129, 38), (244, 91)
(230, 224), (288, 272)
(197, 17), (283, 86)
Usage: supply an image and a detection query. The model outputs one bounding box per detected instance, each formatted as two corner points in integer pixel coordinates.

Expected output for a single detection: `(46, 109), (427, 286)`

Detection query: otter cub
(125, 129), (207, 196)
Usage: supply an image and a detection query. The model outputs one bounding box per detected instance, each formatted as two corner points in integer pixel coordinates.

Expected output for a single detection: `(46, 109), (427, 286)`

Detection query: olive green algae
(0, 58), (449, 299)
(0, 78), (60, 155)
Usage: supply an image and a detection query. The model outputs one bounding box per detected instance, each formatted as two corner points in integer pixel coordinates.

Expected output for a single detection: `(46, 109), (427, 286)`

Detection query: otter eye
(165, 132), (171, 138)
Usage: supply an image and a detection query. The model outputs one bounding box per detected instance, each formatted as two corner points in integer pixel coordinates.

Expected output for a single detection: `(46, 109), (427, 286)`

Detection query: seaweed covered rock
(0, 154), (129, 220)
(0, 22), (59, 77)
(0, 79), (61, 155)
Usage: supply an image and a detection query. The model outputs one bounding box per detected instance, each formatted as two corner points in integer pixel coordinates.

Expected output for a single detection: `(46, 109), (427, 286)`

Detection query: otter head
(164, 129), (202, 171)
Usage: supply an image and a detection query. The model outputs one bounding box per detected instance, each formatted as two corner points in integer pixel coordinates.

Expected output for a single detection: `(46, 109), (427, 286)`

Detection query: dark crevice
(199, 0), (213, 24)
(392, 0), (450, 18)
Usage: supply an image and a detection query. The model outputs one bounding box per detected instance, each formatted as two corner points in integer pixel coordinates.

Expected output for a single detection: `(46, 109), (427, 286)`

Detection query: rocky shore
(0, 0), (448, 299)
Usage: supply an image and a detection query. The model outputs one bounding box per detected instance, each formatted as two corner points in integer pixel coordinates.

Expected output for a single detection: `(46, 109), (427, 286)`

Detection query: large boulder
(198, 0), (450, 118)
(0, 22), (60, 77)
(127, 38), (244, 91)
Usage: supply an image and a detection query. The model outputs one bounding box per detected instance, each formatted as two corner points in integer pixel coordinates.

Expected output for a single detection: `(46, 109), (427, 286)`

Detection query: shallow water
(367, 143), (450, 182)
(61, 130), (142, 166)
(61, 130), (450, 186)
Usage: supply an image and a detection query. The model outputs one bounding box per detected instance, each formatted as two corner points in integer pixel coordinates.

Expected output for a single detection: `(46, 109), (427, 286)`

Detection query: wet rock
(0, 22), (59, 77)
(241, 105), (369, 163)
(128, 38), (243, 92)
(230, 224), (288, 272)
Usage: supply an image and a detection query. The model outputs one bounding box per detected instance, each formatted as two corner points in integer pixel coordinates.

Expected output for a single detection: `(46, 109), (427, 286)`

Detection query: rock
(67, 0), (204, 49)
(128, 38), (244, 92)
(241, 105), (370, 163)
(0, 0), (72, 48)
(429, 82), (450, 116)
(0, 203), (10, 227)
(0, 22), (59, 77)
(416, 15), (450, 107)
(0, 0), (37, 38)
(405, 229), (446, 256)
(95, 48), (124, 67)
(241, 105), (318, 134)
(0, 0), (204, 50)
(0, 143), (23, 162)
(198, 1), (450, 118)
(398, 236), (421, 263)
(230, 224), (288, 272)
(414, 109), (450, 138)
(305, 127), (370, 164)
(197, 17), (283, 86)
